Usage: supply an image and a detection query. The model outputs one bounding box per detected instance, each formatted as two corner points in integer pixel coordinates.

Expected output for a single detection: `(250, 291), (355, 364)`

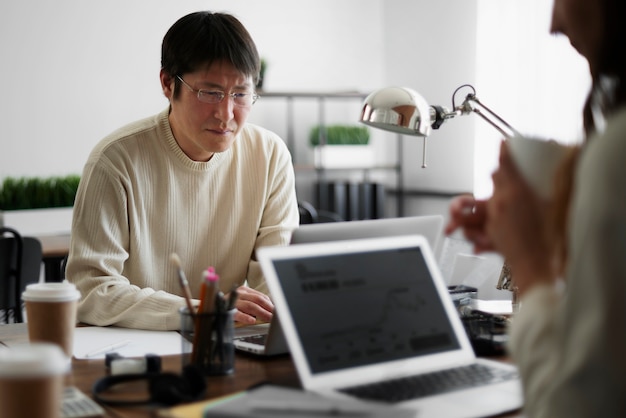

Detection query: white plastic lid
(22, 282), (81, 302)
(0, 343), (69, 377)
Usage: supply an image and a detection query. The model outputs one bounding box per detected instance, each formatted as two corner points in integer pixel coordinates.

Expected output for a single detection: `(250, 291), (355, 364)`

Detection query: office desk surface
(38, 233), (71, 259)
(36, 233), (71, 282)
(0, 323), (522, 418)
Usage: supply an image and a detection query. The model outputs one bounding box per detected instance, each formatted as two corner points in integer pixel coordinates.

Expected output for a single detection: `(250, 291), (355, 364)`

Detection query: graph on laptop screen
(271, 246), (461, 374)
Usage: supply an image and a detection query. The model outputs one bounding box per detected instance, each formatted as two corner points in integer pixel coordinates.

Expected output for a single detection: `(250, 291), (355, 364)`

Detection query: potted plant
(0, 175), (80, 232)
(256, 58), (267, 90)
(309, 124), (374, 168)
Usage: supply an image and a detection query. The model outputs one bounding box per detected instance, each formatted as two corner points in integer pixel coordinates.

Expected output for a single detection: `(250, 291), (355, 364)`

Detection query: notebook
(233, 314), (288, 356)
(290, 215), (444, 258)
(257, 235), (522, 418)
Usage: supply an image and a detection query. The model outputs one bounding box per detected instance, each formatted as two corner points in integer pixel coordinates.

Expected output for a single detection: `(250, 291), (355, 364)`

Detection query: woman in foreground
(446, 0), (626, 416)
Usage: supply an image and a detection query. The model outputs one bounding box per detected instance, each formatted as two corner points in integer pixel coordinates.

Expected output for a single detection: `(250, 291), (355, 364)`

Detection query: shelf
(258, 90), (369, 99)
(256, 91), (404, 217)
(294, 164), (401, 172)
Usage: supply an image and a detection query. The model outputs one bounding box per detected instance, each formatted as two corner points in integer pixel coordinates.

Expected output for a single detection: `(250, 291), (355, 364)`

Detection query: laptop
(257, 235), (522, 418)
(290, 215), (444, 259)
(238, 216), (444, 357)
(233, 314), (289, 356)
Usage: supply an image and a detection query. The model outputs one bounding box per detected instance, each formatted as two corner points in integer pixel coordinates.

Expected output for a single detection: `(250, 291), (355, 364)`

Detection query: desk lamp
(359, 84), (519, 295)
(359, 84), (521, 167)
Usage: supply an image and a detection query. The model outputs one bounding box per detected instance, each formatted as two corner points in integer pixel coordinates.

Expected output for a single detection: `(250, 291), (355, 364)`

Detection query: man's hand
(228, 286), (274, 325)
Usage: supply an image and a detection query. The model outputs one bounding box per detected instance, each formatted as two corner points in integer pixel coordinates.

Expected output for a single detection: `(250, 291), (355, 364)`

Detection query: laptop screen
(290, 215), (444, 258)
(271, 245), (461, 374)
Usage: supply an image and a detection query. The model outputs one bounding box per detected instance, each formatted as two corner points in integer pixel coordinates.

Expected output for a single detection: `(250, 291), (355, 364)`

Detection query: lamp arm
(459, 94), (521, 139)
(429, 92), (520, 139)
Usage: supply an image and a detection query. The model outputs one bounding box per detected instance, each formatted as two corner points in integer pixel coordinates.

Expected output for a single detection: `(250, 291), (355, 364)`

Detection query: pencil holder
(179, 307), (235, 376)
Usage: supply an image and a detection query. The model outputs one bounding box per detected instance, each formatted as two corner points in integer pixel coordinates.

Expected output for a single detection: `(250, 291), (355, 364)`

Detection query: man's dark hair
(161, 11), (260, 99)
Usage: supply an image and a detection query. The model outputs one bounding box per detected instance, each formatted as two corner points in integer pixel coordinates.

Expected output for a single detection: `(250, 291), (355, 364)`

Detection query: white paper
(438, 236), (475, 284)
(72, 327), (181, 360)
(474, 299), (513, 316)
(449, 253), (513, 300)
(449, 253), (488, 287)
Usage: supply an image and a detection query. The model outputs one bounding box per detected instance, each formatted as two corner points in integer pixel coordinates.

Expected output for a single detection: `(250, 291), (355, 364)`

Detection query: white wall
(0, 0), (386, 178)
(473, 0), (590, 198)
(382, 0), (478, 195)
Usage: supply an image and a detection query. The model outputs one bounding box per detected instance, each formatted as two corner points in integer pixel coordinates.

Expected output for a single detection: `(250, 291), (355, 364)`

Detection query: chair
(0, 227), (43, 323)
(298, 201), (344, 224)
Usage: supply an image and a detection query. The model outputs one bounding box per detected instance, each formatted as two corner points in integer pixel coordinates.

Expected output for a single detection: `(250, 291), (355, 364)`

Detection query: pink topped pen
(198, 266), (219, 314)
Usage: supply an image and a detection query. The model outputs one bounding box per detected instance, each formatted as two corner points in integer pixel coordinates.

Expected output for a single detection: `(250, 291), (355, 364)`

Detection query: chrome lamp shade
(359, 87), (433, 137)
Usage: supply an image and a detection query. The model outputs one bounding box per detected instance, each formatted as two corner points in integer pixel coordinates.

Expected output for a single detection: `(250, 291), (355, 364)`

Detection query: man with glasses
(66, 12), (299, 331)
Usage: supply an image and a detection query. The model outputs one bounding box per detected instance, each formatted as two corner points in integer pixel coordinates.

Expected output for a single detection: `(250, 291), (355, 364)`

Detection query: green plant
(257, 58), (267, 89)
(308, 124), (370, 147)
(0, 175), (81, 210)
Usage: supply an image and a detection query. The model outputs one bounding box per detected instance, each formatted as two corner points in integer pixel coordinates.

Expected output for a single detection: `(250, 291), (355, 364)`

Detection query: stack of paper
(73, 327), (181, 359)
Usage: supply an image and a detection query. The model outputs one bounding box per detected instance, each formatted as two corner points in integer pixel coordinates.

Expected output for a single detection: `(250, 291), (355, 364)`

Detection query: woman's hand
(228, 286), (274, 325)
(445, 194), (495, 254)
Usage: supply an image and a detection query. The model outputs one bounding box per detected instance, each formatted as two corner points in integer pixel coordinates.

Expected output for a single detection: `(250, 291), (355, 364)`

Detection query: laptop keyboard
(238, 334), (267, 345)
(61, 386), (105, 418)
(339, 363), (518, 403)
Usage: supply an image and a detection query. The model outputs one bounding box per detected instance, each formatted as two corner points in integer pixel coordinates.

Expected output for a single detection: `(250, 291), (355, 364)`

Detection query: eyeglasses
(176, 76), (258, 107)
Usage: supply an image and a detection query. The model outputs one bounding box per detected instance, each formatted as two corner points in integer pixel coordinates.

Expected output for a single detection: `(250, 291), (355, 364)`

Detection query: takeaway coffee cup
(506, 135), (571, 200)
(0, 343), (68, 418)
(22, 282), (81, 358)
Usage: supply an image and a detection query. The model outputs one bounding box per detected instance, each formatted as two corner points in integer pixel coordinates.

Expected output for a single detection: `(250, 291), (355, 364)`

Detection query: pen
(85, 340), (132, 358)
(193, 266), (220, 364)
(170, 252), (195, 314)
(226, 285), (239, 311)
(199, 266), (219, 314)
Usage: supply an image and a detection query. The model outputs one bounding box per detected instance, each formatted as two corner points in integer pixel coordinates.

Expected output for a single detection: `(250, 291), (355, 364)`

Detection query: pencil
(85, 340), (132, 358)
(169, 253), (195, 314)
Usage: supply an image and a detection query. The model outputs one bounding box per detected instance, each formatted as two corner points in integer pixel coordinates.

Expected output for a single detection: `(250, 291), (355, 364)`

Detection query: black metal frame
(0, 227), (24, 323)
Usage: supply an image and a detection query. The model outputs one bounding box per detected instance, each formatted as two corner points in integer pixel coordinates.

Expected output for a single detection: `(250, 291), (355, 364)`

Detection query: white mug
(506, 135), (571, 200)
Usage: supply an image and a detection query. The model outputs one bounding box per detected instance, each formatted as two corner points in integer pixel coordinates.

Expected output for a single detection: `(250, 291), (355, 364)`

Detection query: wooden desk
(0, 323), (522, 418)
(37, 233), (70, 282)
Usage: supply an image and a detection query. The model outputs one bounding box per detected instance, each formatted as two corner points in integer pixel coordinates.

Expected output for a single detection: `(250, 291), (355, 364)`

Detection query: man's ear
(160, 69), (175, 100)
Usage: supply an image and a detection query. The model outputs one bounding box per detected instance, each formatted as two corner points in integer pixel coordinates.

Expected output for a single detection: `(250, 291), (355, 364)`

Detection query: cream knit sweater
(66, 108), (299, 330)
